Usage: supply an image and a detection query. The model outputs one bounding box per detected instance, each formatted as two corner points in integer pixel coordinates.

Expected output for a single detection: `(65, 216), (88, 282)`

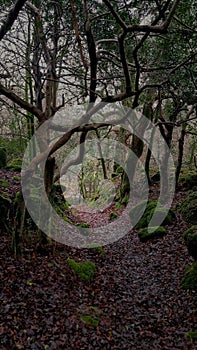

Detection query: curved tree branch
(0, 0), (27, 41)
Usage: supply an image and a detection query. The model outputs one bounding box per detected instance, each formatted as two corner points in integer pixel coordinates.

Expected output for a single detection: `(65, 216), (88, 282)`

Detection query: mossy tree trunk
(175, 123), (186, 189)
(38, 156), (56, 245)
(118, 99), (153, 204)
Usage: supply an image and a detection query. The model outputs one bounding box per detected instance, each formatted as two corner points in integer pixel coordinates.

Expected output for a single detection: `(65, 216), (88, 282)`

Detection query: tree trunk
(175, 124), (186, 190)
(12, 190), (25, 257)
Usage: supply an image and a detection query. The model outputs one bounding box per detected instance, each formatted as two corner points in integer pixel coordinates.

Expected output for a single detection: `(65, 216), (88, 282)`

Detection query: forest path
(0, 171), (196, 349)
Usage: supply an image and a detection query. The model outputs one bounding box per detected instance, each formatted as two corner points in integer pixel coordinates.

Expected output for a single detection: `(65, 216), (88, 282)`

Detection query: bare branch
(118, 33), (132, 95)
(0, 83), (44, 121)
(84, 0), (97, 103)
(0, 0), (27, 41)
(102, 0), (127, 31)
(70, 0), (88, 97)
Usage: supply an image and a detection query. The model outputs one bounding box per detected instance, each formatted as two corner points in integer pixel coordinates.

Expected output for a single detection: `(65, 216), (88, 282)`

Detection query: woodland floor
(0, 170), (197, 350)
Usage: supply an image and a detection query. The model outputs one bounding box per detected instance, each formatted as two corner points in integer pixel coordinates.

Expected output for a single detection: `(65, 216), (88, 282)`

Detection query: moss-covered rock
(138, 226), (167, 242)
(182, 262), (197, 290)
(148, 207), (176, 226)
(179, 191), (197, 224)
(183, 226), (197, 260)
(6, 157), (22, 171)
(129, 200), (151, 228)
(129, 200), (176, 229)
(67, 258), (96, 282)
(0, 148), (7, 168)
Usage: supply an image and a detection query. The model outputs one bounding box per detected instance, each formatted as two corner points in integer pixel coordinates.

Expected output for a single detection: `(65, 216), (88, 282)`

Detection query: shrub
(179, 191), (197, 224)
(67, 258), (96, 282)
(183, 226), (197, 260)
(182, 262), (197, 290)
(138, 226), (167, 242)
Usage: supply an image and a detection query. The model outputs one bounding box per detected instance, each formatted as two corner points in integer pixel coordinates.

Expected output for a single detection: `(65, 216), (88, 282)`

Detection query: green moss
(0, 178), (9, 187)
(79, 314), (100, 327)
(186, 330), (197, 344)
(13, 175), (21, 181)
(138, 226), (167, 242)
(67, 258), (96, 282)
(182, 262), (197, 290)
(55, 206), (71, 224)
(6, 158), (22, 171)
(76, 222), (90, 228)
(183, 226), (197, 260)
(50, 185), (71, 223)
(179, 191), (197, 224)
(109, 212), (119, 220)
